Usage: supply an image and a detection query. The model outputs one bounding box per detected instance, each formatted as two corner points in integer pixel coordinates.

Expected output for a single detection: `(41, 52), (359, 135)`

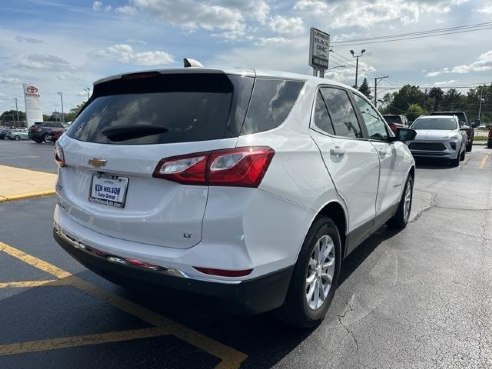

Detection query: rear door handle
(330, 146), (345, 158)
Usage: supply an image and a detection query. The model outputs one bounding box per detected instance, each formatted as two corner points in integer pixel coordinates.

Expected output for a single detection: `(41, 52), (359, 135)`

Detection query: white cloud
(268, 15), (304, 35)
(475, 4), (492, 14)
(426, 50), (492, 77)
(15, 36), (43, 44)
(93, 1), (112, 11)
(0, 75), (21, 84)
(294, 0), (470, 29)
(115, 5), (137, 16)
(434, 80), (456, 86)
(16, 54), (75, 72)
(96, 44), (175, 66)
(254, 37), (290, 46)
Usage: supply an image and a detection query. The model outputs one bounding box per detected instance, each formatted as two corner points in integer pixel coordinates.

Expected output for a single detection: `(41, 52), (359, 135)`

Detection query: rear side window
(313, 90), (335, 135)
(241, 79), (304, 135)
(320, 87), (362, 138)
(67, 73), (254, 145)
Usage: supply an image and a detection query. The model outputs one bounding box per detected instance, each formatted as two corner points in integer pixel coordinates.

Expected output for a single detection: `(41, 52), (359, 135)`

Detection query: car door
(309, 86), (380, 251)
(351, 93), (404, 218)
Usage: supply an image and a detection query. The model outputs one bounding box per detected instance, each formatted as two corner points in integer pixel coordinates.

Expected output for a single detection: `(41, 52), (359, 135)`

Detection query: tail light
(194, 266), (253, 277)
(153, 147), (274, 187)
(54, 142), (66, 167)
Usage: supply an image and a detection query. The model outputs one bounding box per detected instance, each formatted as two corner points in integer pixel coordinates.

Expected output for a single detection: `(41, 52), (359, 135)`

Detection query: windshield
(411, 118), (457, 130)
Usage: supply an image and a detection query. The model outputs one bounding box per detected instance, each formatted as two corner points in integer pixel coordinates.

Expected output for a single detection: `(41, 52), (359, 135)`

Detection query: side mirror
(390, 128), (416, 142)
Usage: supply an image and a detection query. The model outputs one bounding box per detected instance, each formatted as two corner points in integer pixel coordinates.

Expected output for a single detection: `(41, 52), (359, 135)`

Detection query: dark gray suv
(28, 121), (65, 143)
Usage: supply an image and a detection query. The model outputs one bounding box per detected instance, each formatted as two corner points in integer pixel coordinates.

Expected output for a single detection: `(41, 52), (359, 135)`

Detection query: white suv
(53, 68), (416, 328)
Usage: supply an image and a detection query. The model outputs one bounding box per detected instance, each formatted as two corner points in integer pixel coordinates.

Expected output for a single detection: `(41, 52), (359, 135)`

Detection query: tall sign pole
(309, 28), (330, 78)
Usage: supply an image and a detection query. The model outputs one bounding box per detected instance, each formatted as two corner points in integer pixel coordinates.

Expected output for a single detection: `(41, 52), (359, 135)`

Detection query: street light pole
(57, 92), (64, 124)
(374, 76), (389, 107)
(350, 49), (366, 88)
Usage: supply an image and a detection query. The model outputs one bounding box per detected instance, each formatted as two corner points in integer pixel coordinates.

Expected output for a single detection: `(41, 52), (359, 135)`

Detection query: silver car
(408, 115), (466, 166)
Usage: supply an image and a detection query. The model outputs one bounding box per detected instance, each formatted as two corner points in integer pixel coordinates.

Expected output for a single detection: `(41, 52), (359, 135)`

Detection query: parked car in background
(49, 127), (66, 142)
(28, 121), (65, 143)
(409, 115), (466, 166)
(0, 128), (10, 139)
(430, 111), (478, 152)
(53, 67), (417, 328)
(488, 128), (492, 148)
(7, 128), (29, 141)
(383, 114), (409, 133)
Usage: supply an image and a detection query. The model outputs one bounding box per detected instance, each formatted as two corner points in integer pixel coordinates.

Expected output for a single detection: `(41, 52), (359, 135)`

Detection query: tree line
(358, 77), (492, 123)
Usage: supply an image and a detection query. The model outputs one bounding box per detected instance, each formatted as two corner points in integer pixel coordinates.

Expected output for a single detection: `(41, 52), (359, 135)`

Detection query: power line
(332, 21), (492, 46)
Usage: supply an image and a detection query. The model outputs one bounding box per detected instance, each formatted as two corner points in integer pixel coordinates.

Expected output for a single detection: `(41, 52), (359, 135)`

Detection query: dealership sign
(309, 27), (330, 73)
(23, 83), (43, 127)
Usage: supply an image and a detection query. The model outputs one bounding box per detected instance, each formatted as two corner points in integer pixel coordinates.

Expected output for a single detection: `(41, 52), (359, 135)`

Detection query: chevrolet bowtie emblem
(88, 158), (107, 168)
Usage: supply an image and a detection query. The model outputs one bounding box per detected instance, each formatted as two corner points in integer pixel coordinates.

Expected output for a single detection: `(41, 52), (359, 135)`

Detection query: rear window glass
(241, 79), (304, 135)
(67, 73), (254, 145)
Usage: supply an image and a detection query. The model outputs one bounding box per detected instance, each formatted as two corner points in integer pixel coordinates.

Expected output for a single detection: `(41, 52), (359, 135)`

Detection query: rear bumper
(53, 227), (294, 314)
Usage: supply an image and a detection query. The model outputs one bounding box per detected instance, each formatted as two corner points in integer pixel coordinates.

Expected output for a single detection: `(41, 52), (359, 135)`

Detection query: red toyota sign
(26, 85), (38, 94)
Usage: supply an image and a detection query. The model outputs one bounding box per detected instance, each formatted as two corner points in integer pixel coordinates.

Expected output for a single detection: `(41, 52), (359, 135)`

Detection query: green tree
(0, 110), (26, 124)
(427, 87), (444, 111)
(389, 85), (425, 114)
(406, 103), (426, 121)
(358, 78), (372, 99)
(441, 88), (464, 111)
(65, 102), (86, 122)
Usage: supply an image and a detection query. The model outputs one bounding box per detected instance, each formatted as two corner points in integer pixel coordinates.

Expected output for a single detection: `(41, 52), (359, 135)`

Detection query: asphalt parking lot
(0, 140), (491, 369)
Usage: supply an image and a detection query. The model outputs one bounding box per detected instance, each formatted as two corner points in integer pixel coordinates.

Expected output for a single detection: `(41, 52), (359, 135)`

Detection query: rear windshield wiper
(101, 124), (168, 141)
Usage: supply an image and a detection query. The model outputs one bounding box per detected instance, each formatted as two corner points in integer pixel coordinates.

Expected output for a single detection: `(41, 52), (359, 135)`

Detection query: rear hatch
(58, 70), (254, 248)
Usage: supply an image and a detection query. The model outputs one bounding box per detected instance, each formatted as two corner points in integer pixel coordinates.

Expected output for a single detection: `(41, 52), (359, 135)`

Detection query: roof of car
(93, 67), (351, 90)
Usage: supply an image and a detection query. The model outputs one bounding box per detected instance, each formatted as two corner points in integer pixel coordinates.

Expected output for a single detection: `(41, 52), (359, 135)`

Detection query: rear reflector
(194, 267), (253, 277)
(153, 147), (274, 187)
(54, 142), (66, 167)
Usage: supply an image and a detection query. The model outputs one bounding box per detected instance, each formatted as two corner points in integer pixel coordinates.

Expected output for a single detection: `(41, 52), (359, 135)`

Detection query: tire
(466, 143), (472, 152)
(43, 134), (50, 143)
(460, 149), (465, 161)
(387, 174), (413, 230)
(450, 156), (459, 167)
(14, 135), (20, 141)
(279, 216), (342, 328)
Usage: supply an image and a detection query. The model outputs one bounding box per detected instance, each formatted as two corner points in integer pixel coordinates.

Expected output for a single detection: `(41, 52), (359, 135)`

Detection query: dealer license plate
(89, 173), (129, 208)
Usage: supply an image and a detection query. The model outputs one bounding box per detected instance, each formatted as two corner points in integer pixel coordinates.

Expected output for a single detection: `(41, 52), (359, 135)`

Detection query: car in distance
(430, 111), (478, 152)
(0, 127), (10, 139)
(28, 121), (65, 143)
(488, 127), (492, 148)
(382, 114), (409, 133)
(408, 115), (466, 166)
(53, 67), (416, 328)
(7, 128), (29, 140)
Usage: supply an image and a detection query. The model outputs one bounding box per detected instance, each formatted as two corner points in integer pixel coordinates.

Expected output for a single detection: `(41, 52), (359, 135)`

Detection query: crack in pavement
(337, 296), (359, 353)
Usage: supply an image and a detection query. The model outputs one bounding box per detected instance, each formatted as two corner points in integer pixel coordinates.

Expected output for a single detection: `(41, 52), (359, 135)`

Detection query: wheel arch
(315, 201), (348, 258)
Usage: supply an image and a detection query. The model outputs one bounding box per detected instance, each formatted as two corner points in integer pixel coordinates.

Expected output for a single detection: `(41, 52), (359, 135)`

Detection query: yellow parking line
(0, 190), (56, 203)
(0, 327), (168, 356)
(0, 242), (71, 279)
(479, 153), (489, 169)
(68, 275), (248, 369)
(0, 242), (248, 368)
(0, 280), (58, 288)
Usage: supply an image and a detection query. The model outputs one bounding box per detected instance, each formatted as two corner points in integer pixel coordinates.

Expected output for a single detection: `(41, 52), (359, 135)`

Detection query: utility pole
(12, 97), (19, 125)
(374, 76), (389, 107)
(57, 91), (64, 124)
(478, 87), (483, 122)
(350, 49), (365, 88)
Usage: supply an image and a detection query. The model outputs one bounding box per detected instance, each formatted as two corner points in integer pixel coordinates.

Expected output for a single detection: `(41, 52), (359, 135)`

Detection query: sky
(0, 0), (491, 115)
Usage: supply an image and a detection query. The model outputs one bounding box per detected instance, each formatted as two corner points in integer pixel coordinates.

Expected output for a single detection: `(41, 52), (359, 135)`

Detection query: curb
(0, 190), (56, 204)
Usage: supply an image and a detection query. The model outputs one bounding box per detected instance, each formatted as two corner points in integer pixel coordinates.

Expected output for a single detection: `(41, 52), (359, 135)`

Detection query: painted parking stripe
(479, 153), (489, 169)
(0, 328), (167, 356)
(0, 280), (57, 288)
(0, 242), (248, 369)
